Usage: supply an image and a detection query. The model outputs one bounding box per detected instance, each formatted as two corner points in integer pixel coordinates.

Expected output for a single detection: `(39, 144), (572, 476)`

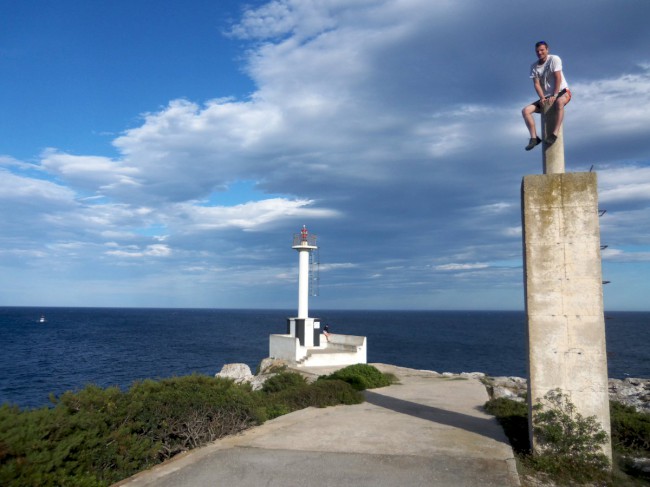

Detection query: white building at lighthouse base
(269, 317), (367, 367)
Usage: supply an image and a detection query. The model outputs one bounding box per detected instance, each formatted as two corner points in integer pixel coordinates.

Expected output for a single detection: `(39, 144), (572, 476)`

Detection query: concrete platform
(114, 364), (520, 487)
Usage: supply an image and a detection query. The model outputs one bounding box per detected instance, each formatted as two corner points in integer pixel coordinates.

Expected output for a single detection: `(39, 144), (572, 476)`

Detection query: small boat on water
(39, 315), (46, 323)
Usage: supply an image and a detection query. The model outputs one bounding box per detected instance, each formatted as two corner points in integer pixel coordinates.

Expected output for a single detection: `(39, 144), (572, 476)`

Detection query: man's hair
(535, 41), (548, 48)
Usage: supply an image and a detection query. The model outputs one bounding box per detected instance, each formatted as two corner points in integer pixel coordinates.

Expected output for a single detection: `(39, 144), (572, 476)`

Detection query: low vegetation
(483, 397), (530, 454)
(485, 389), (650, 486)
(528, 388), (610, 483)
(610, 401), (650, 454)
(318, 363), (397, 390)
(0, 371), (365, 487)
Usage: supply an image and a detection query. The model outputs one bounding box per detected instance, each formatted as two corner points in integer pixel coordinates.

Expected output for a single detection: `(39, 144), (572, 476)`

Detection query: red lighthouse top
(293, 225), (317, 248)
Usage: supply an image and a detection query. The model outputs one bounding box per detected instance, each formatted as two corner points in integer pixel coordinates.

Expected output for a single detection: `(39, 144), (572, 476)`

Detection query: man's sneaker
(545, 134), (558, 146)
(525, 137), (542, 151)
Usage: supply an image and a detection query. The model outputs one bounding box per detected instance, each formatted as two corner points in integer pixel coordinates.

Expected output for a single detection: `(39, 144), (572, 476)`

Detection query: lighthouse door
(313, 319), (321, 347)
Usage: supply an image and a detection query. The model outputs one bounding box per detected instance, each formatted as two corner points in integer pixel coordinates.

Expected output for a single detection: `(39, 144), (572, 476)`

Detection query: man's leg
(522, 103), (542, 150)
(551, 93), (570, 137)
(522, 104), (539, 138)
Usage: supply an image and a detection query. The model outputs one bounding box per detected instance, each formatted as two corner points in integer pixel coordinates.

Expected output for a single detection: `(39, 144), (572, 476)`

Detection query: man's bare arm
(533, 78), (545, 99)
(552, 70), (562, 97)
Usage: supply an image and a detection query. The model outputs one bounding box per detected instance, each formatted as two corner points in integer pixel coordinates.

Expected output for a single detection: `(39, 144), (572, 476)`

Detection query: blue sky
(2, 0), (649, 311)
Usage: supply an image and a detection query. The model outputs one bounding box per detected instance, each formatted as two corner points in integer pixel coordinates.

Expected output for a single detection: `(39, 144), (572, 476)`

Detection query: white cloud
(0, 155), (39, 171)
(2, 0), (650, 309)
(598, 165), (650, 203)
(0, 168), (76, 205)
(570, 66), (650, 140)
(435, 263), (490, 271)
(229, 0), (341, 40)
(40, 149), (140, 195)
(165, 198), (339, 232)
(318, 263), (358, 271)
(602, 248), (650, 263)
(106, 244), (172, 258)
(503, 227), (522, 237)
(473, 202), (515, 214)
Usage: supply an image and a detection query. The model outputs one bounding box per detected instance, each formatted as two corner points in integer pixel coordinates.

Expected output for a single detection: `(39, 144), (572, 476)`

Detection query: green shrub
(262, 403), (292, 420)
(261, 378), (363, 418)
(125, 375), (263, 460)
(610, 400), (650, 454)
(261, 372), (307, 394)
(319, 364), (394, 391)
(0, 385), (157, 487)
(0, 372), (364, 487)
(280, 379), (363, 409)
(484, 396), (528, 418)
(526, 389), (610, 483)
(483, 397), (530, 454)
(484, 394), (649, 485)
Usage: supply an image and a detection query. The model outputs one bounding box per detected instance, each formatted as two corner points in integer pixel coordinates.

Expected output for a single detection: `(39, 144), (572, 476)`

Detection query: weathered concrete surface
(522, 172), (611, 459)
(542, 100), (565, 174)
(114, 364), (520, 487)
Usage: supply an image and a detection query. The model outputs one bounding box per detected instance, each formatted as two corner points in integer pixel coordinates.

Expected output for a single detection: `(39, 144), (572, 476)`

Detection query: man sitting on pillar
(522, 41), (571, 150)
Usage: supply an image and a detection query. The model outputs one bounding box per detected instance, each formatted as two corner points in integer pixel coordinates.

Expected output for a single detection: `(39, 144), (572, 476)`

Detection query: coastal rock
(609, 378), (650, 414)
(216, 359), (292, 391)
(247, 375), (271, 390)
(257, 357), (289, 375)
(484, 375), (650, 413)
(247, 358), (292, 390)
(215, 363), (254, 384)
(486, 376), (528, 403)
(460, 372), (486, 380)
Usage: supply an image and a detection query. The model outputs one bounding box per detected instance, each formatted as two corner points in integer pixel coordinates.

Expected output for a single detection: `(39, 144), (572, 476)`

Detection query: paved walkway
(115, 364), (520, 487)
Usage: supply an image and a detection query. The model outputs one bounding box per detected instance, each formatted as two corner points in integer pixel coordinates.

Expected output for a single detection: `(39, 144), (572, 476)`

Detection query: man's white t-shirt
(530, 54), (569, 97)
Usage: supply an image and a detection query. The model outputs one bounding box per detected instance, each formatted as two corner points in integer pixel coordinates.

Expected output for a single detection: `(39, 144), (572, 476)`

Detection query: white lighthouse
(283, 225), (320, 349)
(293, 225), (317, 319)
(268, 225), (367, 367)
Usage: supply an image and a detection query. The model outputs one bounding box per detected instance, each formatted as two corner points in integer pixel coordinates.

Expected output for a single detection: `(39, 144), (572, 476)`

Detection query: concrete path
(115, 364), (520, 487)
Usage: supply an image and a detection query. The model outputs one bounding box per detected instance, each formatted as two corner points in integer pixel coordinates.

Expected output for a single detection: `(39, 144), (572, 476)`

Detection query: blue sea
(1, 307), (648, 410)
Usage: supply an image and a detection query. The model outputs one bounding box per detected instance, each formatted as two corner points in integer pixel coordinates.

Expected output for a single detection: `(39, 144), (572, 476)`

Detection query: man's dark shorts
(531, 88), (571, 111)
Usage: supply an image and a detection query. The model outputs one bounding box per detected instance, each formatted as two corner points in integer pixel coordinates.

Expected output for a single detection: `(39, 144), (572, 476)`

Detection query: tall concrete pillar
(522, 172), (611, 460)
(542, 100), (565, 175)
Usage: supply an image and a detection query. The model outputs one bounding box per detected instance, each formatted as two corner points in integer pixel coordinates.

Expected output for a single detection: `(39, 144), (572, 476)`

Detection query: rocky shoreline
(216, 361), (650, 414)
(478, 373), (650, 413)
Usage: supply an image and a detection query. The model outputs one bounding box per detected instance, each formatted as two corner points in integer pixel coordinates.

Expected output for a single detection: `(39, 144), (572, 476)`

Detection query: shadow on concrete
(364, 390), (510, 445)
